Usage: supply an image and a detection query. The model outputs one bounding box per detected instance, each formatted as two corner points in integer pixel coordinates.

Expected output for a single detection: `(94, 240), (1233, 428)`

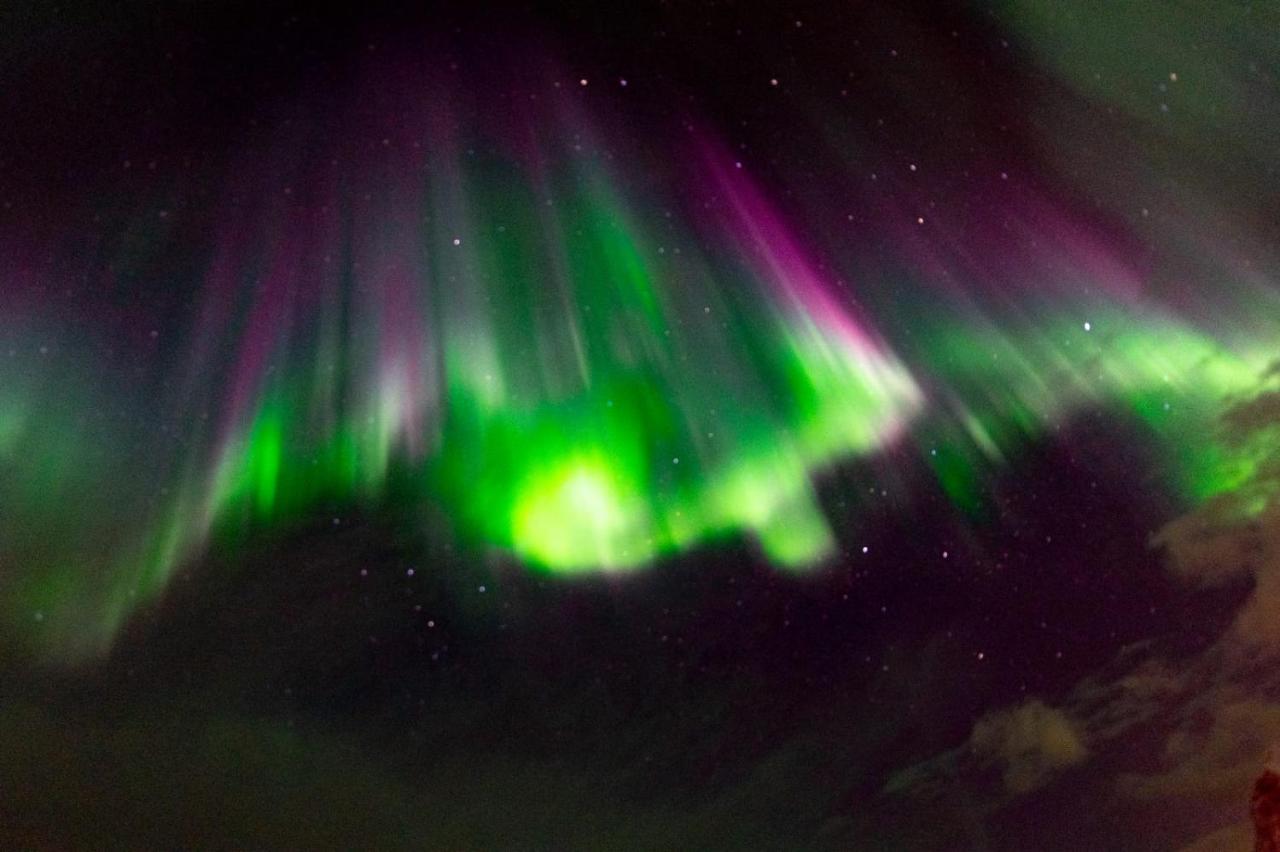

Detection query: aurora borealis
(3, 1), (1280, 848)
(2, 53), (1273, 663)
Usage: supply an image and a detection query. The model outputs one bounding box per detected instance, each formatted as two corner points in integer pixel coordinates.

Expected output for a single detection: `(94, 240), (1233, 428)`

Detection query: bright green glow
(207, 401), (288, 522)
(253, 412), (284, 515)
(430, 322), (914, 574)
(511, 456), (653, 570)
(755, 489), (836, 569)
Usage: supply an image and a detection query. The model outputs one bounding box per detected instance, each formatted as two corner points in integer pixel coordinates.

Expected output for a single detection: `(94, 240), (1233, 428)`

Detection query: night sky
(2, 2), (1280, 849)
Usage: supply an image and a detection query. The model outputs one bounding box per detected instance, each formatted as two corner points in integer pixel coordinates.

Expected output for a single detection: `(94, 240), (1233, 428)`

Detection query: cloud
(885, 371), (1280, 847)
(1117, 696), (1280, 801)
(968, 700), (1089, 794)
(1106, 494), (1280, 809)
(1085, 386), (1280, 808)
(1176, 820), (1253, 852)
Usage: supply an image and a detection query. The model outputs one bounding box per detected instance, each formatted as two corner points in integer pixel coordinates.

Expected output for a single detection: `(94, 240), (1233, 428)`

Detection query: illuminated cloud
(969, 700), (1089, 794)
